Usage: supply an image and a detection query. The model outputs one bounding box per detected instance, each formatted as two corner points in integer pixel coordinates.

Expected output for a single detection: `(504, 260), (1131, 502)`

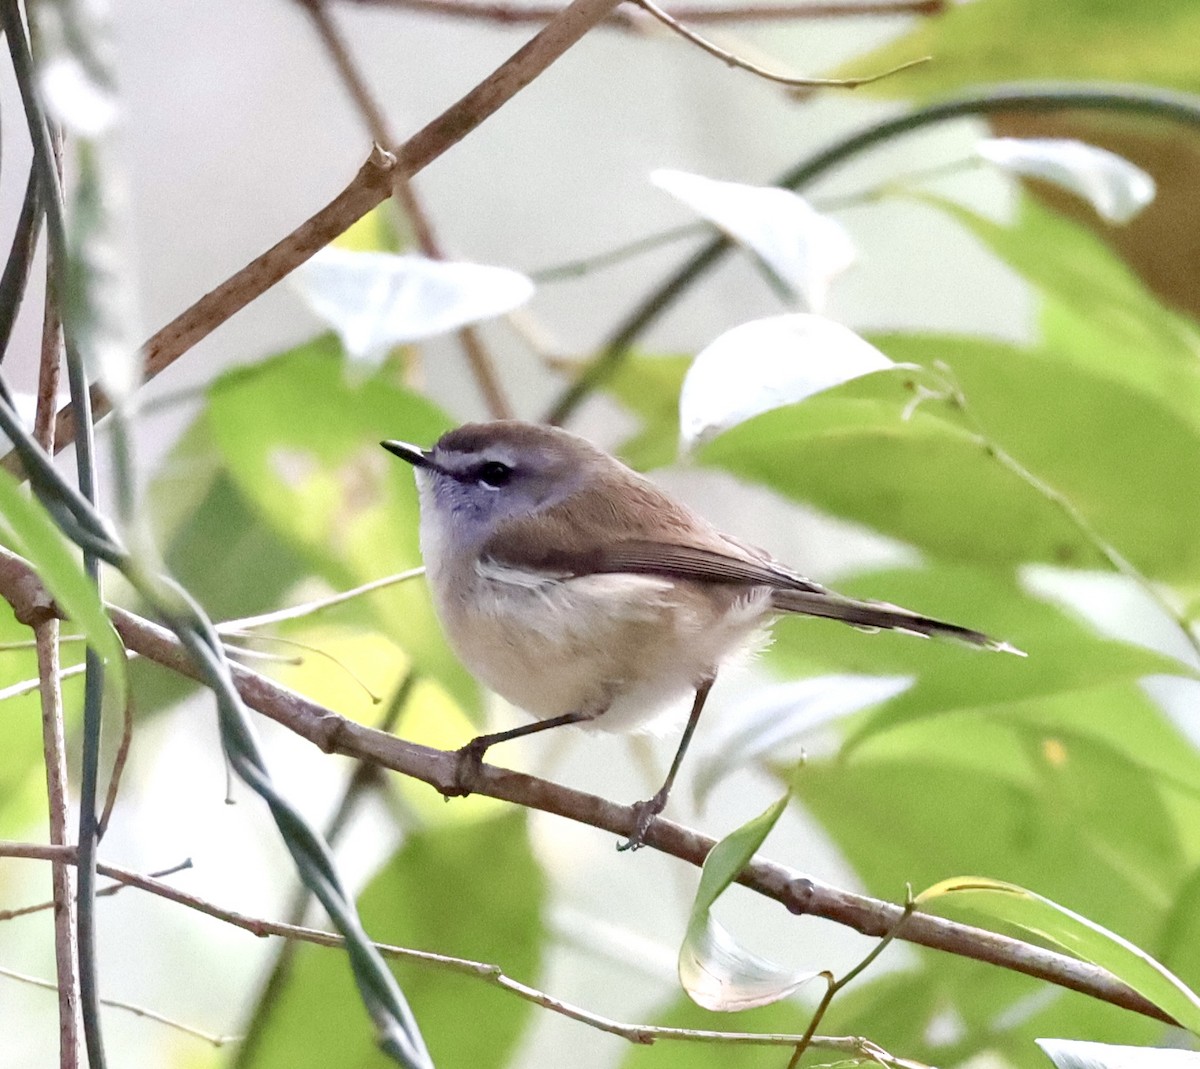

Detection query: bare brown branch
(336, 0), (948, 26)
(0, 543), (1174, 1027)
(30, 122), (81, 1065)
(18, 0), (622, 467)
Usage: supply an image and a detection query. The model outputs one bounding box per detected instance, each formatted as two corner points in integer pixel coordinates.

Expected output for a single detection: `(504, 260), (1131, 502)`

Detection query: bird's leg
(618, 675), (716, 852)
(452, 711), (590, 796)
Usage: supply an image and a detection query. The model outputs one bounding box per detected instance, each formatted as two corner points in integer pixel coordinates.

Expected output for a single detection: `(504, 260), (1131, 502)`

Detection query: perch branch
(0, 543), (1174, 1028)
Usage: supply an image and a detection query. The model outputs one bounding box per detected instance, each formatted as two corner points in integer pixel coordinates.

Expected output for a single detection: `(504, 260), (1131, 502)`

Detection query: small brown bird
(384, 420), (1009, 849)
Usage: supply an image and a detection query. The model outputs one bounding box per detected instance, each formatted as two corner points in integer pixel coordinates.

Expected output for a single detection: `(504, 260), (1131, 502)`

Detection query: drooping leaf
(680, 314), (897, 450)
(679, 794), (818, 1010)
(292, 248), (534, 367)
(651, 169), (855, 310)
(975, 138), (1155, 224)
(916, 877), (1200, 1035)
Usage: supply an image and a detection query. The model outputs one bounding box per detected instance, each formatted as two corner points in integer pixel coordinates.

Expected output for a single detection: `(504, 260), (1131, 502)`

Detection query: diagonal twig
(17, 0), (626, 466)
(632, 0), (929, 89)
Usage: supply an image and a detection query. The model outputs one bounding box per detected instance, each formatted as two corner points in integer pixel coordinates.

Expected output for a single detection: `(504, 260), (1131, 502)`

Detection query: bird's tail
(770, 589), (1020, 653)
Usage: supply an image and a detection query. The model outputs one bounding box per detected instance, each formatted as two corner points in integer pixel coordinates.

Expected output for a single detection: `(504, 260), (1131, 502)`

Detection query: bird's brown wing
(482, 481), (1009, 652)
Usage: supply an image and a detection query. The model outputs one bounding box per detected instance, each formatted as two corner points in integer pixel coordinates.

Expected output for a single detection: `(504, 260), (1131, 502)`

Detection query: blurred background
(3, 1), (1200, 1067)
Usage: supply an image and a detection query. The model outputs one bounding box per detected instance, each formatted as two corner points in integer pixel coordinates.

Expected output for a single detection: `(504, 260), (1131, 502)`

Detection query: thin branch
(0, 662), (87, 701)
(530, 222), (707, 282)
(0, 841), (918, 1061)
(11, 0), (626, 466)
(0, 965), (239, 1048)
(336, 0), (949, 26)
(26, 75), (80, 1069)
(0, 549), (1165, 1026)
(297, 0), (514, 418)
(0, 860), (194, 923)
(632, 0), (928, 88)
(34, 621), (81, 1069)
(217, 568), (425, 632)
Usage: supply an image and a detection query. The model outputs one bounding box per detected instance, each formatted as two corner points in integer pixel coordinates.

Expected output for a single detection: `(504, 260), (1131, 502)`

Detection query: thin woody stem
(29, 110), (82, 1069)
(336, 0), (949, 25)
(633, 0), (929, 89)
(0, 840), (920, 1062)
(14, 0), (623, 464)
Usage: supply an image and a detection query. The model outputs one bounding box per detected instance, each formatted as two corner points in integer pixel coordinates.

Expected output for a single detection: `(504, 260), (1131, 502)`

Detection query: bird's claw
(448, 739), (487, 797)
(617, 790), (668, 852)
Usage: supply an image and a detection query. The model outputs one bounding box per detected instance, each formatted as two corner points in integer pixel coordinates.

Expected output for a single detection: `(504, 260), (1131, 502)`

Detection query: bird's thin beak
(381, 439), (434, 469)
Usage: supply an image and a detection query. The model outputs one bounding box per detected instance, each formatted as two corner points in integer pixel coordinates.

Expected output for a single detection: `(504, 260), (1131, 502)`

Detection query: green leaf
(792, 684), (1200, 953)
(152, 412), (311, 625)
(697, 392), (1096, 572)
(606, 353), (691, 470)
(206, 337), (478, 715)
(916, 877), (1200, 1034)
(821, 952), (1161, 1069)
(761, 565), (1198, 755)
(835, 1), (1200, 98)
(240, 813), (545, 1068)
(699, 330), (1200, 580)
(0, 470), (127, 709)
(679, 794), (817, 1011)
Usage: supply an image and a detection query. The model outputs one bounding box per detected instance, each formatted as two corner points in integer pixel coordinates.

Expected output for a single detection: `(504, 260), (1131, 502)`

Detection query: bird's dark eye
(476, 460), (513, 488)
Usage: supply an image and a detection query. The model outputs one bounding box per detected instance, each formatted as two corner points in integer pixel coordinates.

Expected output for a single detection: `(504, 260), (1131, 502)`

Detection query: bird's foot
(617, 788), (669, 852)
(447, 738), (488, 798)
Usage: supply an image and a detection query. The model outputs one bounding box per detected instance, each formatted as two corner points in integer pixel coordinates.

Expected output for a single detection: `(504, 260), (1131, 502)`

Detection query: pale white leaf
(976, 138), (1156, 224)
(1037, 1039), (1200, 1069)
(651, 169), (855, 310)
(293, 248), (535, 366)
(679, 313), (894, 450)
(693, 674), (913, 803)
(679, 795), (819, 1011)
(40, 55), (118, 138)
(680, 914), (820, 1011)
